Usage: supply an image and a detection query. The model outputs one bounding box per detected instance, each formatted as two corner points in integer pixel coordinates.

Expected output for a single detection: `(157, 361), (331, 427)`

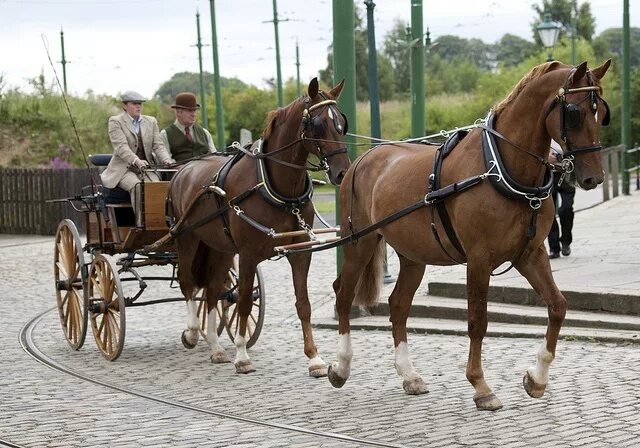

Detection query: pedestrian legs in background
(548, 175), (575, 259)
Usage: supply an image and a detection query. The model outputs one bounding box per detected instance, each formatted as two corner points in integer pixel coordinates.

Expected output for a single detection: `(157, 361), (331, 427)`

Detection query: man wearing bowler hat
(160, 92), (217, 163)
(101, 90), (175, 223)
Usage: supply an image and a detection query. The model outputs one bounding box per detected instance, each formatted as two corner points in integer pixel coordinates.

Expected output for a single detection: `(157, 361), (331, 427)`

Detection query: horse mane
(262, 96), (306, 141)
(493, 61), (563, 115)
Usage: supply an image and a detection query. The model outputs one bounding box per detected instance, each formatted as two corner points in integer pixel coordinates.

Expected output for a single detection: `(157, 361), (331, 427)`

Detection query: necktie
(185, 126), (193, 143)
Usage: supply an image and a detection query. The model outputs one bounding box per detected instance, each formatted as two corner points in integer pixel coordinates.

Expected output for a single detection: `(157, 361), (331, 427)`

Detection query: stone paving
(1, 192), (640, 447)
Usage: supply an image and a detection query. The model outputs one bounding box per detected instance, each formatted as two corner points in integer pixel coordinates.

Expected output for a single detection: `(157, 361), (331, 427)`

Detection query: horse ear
(329, 79), (345, 99)
(572, 61), (588, 83)
(307, 78), (319, 99)
(591, 59), (612, 80)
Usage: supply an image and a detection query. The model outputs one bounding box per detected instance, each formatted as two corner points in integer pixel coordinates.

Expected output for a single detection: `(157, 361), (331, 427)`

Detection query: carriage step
(273, 227), (339, 239)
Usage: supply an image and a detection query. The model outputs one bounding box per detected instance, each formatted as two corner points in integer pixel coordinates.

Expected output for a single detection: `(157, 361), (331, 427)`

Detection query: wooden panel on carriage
(143, 181), (170, 231)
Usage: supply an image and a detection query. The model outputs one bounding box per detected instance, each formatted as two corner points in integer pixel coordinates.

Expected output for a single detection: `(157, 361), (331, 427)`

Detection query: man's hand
(548, 150), (558, 164)
(163, 159), (175, 167)
(134, 159), (149, 170)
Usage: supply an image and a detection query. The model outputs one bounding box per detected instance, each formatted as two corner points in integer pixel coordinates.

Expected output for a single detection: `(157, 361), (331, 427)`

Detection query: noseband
(544, 68), (610, 161)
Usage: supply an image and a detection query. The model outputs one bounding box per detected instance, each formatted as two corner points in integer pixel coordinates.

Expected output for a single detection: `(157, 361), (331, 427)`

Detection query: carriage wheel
(87, 254), (126, 361)
(53, 219), (88, 350)
(221, 266), (265, 348)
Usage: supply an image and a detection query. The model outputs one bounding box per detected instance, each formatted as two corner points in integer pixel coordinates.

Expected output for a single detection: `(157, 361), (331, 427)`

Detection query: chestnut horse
(168, 78), (350, 375)
(327, 60), (611, 410)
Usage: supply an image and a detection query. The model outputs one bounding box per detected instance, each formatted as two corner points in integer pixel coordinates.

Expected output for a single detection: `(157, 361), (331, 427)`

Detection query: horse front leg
(390, 255), (427, 395)
(233, 256), (258, 374)
(466, 258), (502, 411)
(515, 245), (567, 399)
(287, 252), (327, 377)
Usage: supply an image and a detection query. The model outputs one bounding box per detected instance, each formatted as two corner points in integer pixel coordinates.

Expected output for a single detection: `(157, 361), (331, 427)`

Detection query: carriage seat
(89, 154), (112, 166)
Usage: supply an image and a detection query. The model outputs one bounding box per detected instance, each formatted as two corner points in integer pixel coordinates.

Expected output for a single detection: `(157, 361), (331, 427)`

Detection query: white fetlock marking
(333, 333), (352, 379)
(234, 335), (250, 364)
(205, 306), (224, 354)
(528, 339), (554, 385)
(309, 355), (326, 370)
(394, 341), (420, 381)
(185, 300), (199, 331)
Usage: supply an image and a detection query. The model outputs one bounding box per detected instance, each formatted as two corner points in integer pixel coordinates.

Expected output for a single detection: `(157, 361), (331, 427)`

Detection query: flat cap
(121, 90), (147, 103)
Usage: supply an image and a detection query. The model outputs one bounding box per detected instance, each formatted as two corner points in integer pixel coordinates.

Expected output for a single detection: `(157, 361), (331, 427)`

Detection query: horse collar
(253, 139), (314, 211)
(482, 113), (553, 207)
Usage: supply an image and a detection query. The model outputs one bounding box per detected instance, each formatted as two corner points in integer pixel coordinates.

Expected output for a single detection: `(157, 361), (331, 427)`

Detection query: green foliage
(224, 86), (276, 144)
(154, 72), (249, 104)
(593, 27), (640, 68)
(495, 34), (538, 67)
(532, 0), (596, 43)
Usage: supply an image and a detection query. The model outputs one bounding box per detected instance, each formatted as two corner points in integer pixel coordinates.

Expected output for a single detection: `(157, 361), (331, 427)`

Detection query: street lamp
(536, 12), (562, 62)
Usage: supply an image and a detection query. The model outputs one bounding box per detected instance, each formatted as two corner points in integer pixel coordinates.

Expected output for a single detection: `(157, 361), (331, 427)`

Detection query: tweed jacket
(100, 112), (174, 188)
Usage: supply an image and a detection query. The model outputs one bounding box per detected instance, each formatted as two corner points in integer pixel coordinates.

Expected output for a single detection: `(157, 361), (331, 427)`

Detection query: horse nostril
(583, 177), (597, 190)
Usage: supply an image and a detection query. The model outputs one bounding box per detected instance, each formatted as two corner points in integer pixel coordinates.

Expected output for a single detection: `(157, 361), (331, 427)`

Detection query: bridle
(544, 68), (610, 170)
(300, 94), (349, 171)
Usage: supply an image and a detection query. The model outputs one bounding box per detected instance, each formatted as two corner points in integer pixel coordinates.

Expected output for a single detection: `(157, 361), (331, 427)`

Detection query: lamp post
(536, 12), (562, 62)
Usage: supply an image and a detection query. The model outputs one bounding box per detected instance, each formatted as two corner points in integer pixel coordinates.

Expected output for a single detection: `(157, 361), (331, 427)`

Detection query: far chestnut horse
(328, 60), (611, 410)
(168, 78), (350, 376)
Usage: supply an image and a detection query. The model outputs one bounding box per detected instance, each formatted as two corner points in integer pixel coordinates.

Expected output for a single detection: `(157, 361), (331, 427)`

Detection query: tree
(154, 72), (248, 103)
(593, 27), (640, 68)
(382, 18), (411, 96)
(531, 0), (595, 44)
(494, 34), (538, 67)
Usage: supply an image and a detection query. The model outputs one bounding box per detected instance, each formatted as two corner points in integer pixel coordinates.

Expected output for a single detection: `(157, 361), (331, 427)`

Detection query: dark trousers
(548, 178), (575, 253)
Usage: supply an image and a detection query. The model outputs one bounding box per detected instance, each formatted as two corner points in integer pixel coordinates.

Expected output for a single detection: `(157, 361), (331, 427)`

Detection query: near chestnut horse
(168, 78), (350, 375)
(328, 60), (611, 410)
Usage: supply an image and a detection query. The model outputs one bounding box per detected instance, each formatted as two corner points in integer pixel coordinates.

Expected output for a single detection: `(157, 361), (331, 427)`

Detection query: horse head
(544, 60), (611, 190)
(301, 78), (351, 185)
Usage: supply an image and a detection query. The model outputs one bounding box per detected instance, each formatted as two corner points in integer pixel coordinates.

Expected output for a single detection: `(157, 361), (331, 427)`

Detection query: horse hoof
(403, 377), (428, 395)
(327, 364), (347, 388)
(181, 330), (198, 349)
(235, 360), (256, 374)
(210, 351), (231, 364)
(474, 393), (503, 411)
(523, 371), (547, 398)
(309, 361), (328, 378)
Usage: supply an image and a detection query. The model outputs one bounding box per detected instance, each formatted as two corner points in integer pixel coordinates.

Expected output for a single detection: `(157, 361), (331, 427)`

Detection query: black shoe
(561, 244), (571, 256)
(549, 251), (560, 259)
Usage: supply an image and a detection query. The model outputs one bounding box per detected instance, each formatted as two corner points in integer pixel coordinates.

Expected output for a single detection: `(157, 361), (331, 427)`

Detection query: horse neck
(263, 129), (309, 198)
(494, 95), (551, 186)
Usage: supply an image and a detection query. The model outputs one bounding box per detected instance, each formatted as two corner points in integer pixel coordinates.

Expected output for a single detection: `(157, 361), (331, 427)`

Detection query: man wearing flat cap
(101, 90), (175, 222)
(160, 92), (217, 163)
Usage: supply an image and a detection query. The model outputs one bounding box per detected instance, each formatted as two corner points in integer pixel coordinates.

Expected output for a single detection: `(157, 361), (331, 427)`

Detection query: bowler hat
(171, 92), (200, 110)
(121, 90), (147, 103)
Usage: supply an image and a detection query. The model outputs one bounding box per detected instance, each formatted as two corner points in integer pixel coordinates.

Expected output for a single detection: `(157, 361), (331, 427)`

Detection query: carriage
(52, 154), (266, 361)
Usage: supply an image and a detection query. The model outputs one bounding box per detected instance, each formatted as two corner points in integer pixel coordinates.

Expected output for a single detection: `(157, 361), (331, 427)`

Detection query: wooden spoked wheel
(221, 266), (265, 348)
(53, 219), (88, 350)
(88, 254), (126, 361)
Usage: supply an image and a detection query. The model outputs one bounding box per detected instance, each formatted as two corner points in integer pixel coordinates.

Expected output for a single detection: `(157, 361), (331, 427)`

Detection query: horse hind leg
(203, 252), (235, 364)
(466, 257), (503, 411)
(328, 235), (384, 389)
(233, 256), (259, 374)
(176, 237), (202, 349)
(389, 255), (428, 395)
(516, 245), (567, 399)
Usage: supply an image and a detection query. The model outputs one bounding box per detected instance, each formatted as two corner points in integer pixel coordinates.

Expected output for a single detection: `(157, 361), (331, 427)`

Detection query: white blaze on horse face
(527, 339), (555, 385)
(234, 335), (250, 364)
(394, 342), (419, 381)
(186, 299), (199, 330)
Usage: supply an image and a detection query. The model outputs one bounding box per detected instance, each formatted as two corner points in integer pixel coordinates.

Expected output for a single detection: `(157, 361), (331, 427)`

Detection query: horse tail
(191, 241), (210, 288)
(353, 237), (384, 308)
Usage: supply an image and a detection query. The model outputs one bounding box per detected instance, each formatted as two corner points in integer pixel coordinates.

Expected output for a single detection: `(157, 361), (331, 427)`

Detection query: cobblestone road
(1, 236), (639, 447)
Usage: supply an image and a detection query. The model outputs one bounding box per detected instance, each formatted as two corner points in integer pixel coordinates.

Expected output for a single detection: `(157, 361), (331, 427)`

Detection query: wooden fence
(0, 168), (98, 235)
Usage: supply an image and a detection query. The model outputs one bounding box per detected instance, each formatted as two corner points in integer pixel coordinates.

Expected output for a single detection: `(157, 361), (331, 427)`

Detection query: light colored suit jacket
(100, 112), (174, 188)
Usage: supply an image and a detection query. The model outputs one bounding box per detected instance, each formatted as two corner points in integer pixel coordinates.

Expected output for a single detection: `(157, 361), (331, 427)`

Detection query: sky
(0, 0), (635, 99)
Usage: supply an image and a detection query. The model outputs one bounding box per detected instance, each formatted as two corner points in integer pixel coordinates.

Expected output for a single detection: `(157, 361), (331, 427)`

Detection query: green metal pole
(332, 0), (356, 272)
(365, 0), (394, 284)
(195, 11), (208, 129)
(621, 0), (630, 195)
(272, 0), (284, 107)
(60, 28), (68, 94)
(209, 0), (225, 149)
(295, 40), (301, 97)
(570, 7), (576, 65)
(410, 0), (425, 137)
